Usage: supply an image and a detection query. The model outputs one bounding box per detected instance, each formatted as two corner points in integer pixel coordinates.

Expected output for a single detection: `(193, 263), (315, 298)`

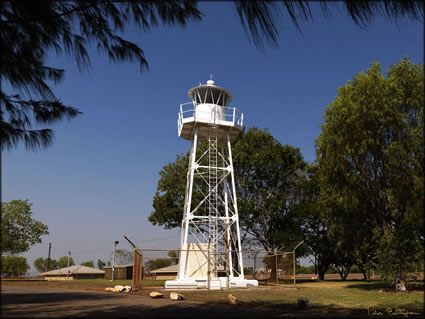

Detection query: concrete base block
(165, 278), (259, 289)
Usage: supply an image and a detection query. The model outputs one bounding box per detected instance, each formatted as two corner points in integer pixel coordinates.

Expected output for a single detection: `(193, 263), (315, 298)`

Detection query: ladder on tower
(208, 131), (218, 279)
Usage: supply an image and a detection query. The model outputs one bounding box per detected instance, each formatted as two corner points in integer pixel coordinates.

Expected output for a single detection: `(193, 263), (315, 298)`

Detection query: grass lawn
(2, 279), (423, 315)
(174, 281), (424, 314)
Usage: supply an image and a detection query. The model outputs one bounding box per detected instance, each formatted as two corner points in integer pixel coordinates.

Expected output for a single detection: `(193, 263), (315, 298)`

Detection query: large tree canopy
(57, 255), (75, 268)
(0, 0), (201, 151)
(33, 257), (59, 273)
(149, 127), (307, 280)
(1, 200), (49, 256)
(316, 58), (424, 287)
(233, 127), (306, 253)
(1, 0), (422, 151)
(1, 256), (30, 277)
(234, 0), (423, 50)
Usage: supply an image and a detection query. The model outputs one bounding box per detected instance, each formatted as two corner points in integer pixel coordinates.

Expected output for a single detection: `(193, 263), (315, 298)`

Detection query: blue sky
(3, 2), (423, 270)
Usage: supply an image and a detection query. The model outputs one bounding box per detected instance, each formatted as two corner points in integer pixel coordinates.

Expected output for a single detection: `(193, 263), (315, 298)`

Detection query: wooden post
(132, 249), (136, 289)
(275, 253), (278, 285)
(293, 252), (296, 287)
(124, 236), (143, 290)
(253, 253), (257, 280)
(141, 252), (144, 281)
(132, 248), (143, 290)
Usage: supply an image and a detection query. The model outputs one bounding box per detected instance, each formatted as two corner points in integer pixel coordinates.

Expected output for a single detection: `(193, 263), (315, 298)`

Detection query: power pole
(112, 241), (119, 281)
(46, 243), (51, 272)
(67, 251), (71, 280)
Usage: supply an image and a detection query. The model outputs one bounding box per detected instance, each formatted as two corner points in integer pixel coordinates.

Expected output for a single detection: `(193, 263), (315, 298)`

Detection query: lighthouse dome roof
(188, 80), (232, 104)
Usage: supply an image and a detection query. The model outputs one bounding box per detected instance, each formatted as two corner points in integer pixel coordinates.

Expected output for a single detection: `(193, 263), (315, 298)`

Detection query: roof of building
(41, 265), (105, 276)
(103, 264), (133, 269)
(150, 264), (178, 273)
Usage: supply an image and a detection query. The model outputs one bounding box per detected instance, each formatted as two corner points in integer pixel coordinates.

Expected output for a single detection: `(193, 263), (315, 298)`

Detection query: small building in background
(150, 264), (178, 280)
(104, 264), (133, 280)
(41, 265), (104, 280)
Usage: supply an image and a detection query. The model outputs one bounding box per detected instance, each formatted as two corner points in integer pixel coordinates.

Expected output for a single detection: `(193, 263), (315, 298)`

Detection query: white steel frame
(177, 105), (245, 283)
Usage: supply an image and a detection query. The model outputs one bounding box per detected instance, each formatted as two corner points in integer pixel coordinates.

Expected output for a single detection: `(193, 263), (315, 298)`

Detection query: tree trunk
(269, 254), (278, 282)
(317, 258), (330, 280)
(336, 263), (352, 281)
(358, 264), (368, 281)
(337, 268), (348, 281)
(318, 263), (327, 280)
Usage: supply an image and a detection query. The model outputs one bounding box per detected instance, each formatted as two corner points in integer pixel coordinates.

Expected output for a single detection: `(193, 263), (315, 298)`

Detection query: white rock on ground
(227, 294), (238, 305)
(150, 292), (164, 298)
(170, 292), (184, 300)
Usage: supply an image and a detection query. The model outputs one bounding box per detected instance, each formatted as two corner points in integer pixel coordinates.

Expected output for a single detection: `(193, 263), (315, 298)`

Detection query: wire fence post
(275, 252), (278, 285)
(292, 252), (296, 287)
(132, 248), (143, 290)
(123, 235), (143, 290)
(292, 240), (304, 288)
(207, 240), (211, 290)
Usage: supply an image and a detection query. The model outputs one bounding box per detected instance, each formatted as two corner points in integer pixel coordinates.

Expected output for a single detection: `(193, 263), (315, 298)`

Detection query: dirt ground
(3, 285), (421, 318)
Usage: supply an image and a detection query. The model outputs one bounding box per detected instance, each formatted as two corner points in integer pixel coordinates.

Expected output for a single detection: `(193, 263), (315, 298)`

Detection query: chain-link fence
(139, 248), (298, 287)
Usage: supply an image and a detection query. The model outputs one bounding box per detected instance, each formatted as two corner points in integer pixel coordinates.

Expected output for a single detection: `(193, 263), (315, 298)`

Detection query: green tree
(1, 200), (49, 256)
(299, 265), (315, 274)
(33, 257), (58, 273)
(57, 256), (74, 269)
(295, 165), (335, 280)
(149, 154), (189, 229)
(149, 142), (209, 229)
(145, 258), (173, 273)
(167, 250), (179, 265)
(80, 261), (94, 268)
(1, 256), (30, 277)
(297, 165), (376, 281)
(2, 1), (422, 151)
(325, 205), (358, 281)
(262, 253), (296, 275)
(233, 128), (306, 281)
(316, 58), (424, 289)
(114, 249), (133, 265)
(97, 259), (106, 270)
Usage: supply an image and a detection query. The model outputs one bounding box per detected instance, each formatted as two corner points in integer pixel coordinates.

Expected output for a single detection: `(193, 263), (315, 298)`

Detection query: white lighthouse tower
(165, 78), (258, 289)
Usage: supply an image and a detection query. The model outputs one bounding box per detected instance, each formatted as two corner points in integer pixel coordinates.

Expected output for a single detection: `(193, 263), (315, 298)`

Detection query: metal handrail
(178, 102), (244, 134)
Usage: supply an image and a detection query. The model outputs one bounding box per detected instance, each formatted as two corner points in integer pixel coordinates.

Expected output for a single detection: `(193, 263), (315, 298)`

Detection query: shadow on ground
(2, 286), (423, 318)
(345, 281), (424, 291)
